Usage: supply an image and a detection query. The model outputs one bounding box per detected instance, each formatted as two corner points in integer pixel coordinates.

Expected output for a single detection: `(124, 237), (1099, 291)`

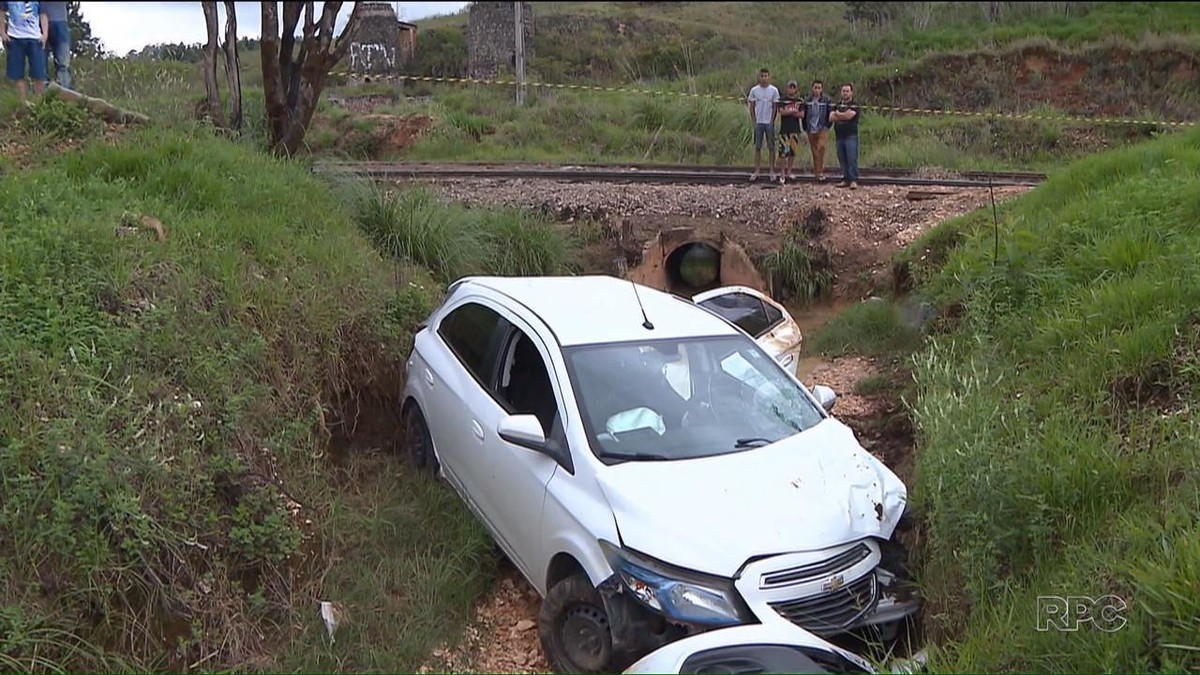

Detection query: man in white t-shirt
(746, 68), (780, 182)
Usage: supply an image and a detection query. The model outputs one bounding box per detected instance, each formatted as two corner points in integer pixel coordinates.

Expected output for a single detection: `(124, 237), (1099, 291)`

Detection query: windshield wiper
(600, 451), (671, 461)
(734, 437), (776, 448)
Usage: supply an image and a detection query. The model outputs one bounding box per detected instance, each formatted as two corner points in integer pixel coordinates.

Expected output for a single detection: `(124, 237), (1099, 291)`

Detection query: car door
(476, 312), (566, 582)
(426, 299), (509, 516)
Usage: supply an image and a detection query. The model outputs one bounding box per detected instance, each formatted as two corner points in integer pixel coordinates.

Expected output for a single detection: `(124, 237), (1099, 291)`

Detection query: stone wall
(467, 2), (534, 80)
(348, 2), (417, 74)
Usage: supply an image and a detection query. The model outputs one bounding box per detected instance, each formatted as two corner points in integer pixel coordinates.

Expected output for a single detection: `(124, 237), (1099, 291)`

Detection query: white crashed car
(692, 285), (804, 374)
(402, 276), (918, 672)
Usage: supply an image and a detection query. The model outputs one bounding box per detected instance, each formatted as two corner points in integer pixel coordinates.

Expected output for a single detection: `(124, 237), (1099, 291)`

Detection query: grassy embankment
(810, 126), (1200, 671)
(345, 2), (1197, 169)
(0, 93), (577, 671)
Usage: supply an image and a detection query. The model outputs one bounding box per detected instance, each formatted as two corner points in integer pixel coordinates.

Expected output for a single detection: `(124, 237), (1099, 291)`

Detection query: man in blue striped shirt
(1, 1), (50, 104)
(804, 80), (833, 182)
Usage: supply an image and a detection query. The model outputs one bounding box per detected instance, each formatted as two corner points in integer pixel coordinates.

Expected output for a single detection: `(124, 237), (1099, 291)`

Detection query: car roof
(691, 284), (773, 305)
(456, 275), (741, 347)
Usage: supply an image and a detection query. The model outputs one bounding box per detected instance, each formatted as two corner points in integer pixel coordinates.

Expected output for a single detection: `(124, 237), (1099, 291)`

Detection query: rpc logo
(1036, 595), (1128, 632)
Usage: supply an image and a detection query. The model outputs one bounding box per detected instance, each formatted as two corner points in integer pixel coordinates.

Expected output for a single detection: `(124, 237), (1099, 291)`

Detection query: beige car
(692, 285), (804, 375)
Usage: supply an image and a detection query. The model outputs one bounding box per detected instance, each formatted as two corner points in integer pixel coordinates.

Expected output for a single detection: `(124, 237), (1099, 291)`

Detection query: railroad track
(313, 160), (1047, 188)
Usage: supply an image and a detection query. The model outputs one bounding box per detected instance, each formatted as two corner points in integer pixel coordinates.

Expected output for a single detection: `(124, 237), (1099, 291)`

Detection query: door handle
(471, 420), (484, 441)
(423, 369), (434, 387)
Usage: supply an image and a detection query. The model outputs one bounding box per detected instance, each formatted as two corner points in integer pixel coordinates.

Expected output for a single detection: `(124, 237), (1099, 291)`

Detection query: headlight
(599, 541), (748, 627)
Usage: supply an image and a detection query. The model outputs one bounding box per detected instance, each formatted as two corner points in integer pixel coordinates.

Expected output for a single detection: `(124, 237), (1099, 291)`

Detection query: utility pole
(514, 1), (526, 105)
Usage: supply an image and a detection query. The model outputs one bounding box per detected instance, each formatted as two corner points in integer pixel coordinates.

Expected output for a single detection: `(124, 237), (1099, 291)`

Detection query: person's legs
(835, 136), (849, 187)
(814, 130), (827, 180)
(806, 132), (820, 177)
(785, 134), (799, 180)
(26, 40), (47, 96)
(767, 126), (777, 179)
(752, 124), (766, 179)
(7, 39), (31, 104)
(49, 21), (71, 89)
(776, 135), (787, 182)
(846, 135), (859, 188)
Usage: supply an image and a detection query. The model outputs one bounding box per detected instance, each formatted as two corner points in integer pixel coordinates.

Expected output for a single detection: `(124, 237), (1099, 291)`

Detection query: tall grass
(808, 299), (925, 358)
(907, 128), (1200, 671)
(344, 182), (577, 281)
(0, 125), (495, 671)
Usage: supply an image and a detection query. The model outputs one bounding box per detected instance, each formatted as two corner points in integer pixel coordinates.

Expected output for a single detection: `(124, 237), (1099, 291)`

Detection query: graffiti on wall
(349, 42), (396, 73)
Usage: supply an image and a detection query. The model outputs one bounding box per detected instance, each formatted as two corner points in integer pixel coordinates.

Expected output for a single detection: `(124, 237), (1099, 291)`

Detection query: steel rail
(313, 161), (1047, 188)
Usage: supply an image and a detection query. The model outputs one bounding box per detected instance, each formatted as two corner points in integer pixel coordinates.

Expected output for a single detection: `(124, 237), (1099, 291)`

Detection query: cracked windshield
(566, 336), (825, 461)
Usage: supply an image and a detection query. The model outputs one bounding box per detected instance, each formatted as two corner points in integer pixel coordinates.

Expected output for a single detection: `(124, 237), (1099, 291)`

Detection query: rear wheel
(538, 573), (617, 673)
(403, 404), (438, 474)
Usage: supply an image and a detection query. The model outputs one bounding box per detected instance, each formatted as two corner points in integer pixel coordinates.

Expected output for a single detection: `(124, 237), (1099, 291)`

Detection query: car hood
(596, 418), (907, 578)
(623, 623), (877, 674)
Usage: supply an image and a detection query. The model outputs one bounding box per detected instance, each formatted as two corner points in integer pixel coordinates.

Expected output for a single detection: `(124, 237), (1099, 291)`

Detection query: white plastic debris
(319, 601), (345, 642)
(891, 648), (929, 674)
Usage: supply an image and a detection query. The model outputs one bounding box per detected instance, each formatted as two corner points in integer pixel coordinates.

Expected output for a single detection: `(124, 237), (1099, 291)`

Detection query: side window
(700, 293), (772, 337)
(438, 302), (503, 383)
(497, 328), (561, 438)
(762, 299), (784, 327)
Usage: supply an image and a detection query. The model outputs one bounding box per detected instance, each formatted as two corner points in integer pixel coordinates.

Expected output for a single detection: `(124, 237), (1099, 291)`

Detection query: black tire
(538, 573), (617, 674)
(403, 403), (438, 474)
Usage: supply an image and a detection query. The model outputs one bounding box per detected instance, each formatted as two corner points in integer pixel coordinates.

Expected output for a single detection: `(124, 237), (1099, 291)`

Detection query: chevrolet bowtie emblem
(823, 574), (845, 592)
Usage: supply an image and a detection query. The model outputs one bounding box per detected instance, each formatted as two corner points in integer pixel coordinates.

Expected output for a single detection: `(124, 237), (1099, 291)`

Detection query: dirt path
(419, 563), (549, 674)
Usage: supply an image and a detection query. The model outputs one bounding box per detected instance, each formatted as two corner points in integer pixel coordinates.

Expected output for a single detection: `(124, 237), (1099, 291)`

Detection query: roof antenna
(630, 280), (655, 330)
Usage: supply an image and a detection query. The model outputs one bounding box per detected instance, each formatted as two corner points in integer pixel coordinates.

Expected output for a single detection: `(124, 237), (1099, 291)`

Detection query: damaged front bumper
(736, 539), (921, 638)
(599, 538), (920, 668)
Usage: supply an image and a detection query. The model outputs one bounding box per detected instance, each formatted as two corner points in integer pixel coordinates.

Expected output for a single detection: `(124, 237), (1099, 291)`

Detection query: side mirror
(497, 414), (547, 449)
(812, 385), (837, 412)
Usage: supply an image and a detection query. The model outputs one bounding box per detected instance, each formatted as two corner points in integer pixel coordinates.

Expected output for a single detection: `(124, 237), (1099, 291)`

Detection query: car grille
(769, 573), (878, 636)
(759, 543), (872, 589)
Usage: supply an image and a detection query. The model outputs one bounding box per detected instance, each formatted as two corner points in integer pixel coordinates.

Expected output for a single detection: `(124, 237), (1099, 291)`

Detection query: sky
(78, 1), (470, 55)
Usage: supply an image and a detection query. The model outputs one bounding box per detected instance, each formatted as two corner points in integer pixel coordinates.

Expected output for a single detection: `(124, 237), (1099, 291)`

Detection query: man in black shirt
(776, 80), (805, 184)
(829, 83), (861, 189)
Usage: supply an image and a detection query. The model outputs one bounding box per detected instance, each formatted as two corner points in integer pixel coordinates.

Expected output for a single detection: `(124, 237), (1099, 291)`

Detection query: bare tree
(222, 1), (243, 131)
(201, 1), (227, 128)
(985, 1), (1003, 22)
(261, 1), (363, 156)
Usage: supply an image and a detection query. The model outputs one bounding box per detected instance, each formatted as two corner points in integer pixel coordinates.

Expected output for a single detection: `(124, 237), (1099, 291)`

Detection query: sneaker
(817, 175), (826, 182)
(850, 182), (858, 190)
(769, 174), (777, 182)
(835, 181), (850, 188)
(779, 175), (787, 185)
(750, 173), (759, 182)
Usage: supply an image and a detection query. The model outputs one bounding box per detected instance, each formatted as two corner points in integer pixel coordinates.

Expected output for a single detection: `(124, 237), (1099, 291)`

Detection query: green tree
(411, 27), (467, 78)
(66, 1), (103, 57)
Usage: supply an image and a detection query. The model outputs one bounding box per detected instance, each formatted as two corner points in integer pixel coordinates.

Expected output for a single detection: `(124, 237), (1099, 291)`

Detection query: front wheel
(538, 573), (617, 673)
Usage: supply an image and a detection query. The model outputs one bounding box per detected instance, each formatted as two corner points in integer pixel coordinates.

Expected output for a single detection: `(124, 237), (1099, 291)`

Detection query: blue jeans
(836, 134), (859, 183)
(48, 20), (72, 89)
(5, 38), (47, 82)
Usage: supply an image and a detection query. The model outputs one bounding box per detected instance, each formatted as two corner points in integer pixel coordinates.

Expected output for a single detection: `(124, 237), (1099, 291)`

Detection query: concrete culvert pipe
(624, 224), (770, 298)
(665, 242), (723, 294)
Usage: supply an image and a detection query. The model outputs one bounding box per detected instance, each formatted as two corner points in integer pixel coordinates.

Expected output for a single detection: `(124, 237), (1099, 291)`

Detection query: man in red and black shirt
(776, 80), (805, 184)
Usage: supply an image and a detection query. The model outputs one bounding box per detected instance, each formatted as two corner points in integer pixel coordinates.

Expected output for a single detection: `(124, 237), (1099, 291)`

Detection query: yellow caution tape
(326, 72), (1198, 128)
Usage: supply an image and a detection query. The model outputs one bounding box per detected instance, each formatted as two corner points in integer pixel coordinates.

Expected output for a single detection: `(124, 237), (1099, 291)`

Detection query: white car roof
(691, 284), (774, 305)
(458, 275), (741, 347)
